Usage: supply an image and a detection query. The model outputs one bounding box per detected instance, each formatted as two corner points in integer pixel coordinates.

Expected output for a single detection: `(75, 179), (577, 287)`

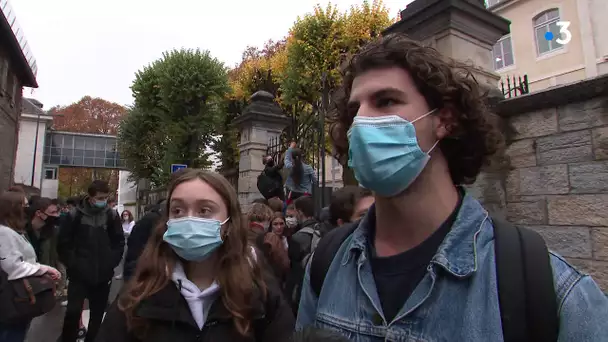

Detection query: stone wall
(470, 74), (608, 291)
(0, 47), (22, 191)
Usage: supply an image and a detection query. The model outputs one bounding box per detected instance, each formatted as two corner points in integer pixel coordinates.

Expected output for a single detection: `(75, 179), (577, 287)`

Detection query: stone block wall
(471, 76), (608, 291)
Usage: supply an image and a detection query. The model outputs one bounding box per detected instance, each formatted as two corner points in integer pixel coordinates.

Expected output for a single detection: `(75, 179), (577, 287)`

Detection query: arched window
(534, 9), (563, 55)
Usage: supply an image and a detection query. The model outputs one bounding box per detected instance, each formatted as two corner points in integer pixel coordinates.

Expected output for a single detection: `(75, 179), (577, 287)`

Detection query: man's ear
(435, 108), (455, 140)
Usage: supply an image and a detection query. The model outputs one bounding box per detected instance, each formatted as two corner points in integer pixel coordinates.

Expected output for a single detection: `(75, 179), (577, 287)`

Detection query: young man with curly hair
(295, 34), (608, 341)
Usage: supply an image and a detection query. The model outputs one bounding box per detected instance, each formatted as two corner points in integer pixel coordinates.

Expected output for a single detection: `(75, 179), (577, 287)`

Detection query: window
(534, 9), (563, 55)
(486, 0), (501, 7)
(44, 167), (57, 180)
(492, 36), (514, 70)
(0, 59), (7, 93)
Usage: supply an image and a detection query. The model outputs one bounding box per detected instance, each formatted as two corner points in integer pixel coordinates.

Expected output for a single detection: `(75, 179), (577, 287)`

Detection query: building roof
(0, 0), (38, 87)
(21, 97), (44, 115)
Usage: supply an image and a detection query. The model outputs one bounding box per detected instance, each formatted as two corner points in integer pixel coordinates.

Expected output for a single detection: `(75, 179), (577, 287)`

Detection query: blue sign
(171, 164), (187, 173)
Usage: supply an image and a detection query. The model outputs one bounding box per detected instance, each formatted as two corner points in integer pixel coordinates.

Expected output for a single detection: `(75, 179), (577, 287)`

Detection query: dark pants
(61, 279), (111, 342)
(0, 321), (29, 342)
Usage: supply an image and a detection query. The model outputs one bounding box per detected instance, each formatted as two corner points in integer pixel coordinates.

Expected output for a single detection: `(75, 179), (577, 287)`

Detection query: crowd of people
(1, 32), (607, 342)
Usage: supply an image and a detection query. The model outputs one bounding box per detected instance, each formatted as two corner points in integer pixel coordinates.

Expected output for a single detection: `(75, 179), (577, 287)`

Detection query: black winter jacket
(57, 198), (124, 285)
(95, 277), (295, 342)
(123, 206), (163, 280)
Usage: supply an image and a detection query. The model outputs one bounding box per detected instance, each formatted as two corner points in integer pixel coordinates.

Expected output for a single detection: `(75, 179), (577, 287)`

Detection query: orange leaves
(51, 96), (127, 135)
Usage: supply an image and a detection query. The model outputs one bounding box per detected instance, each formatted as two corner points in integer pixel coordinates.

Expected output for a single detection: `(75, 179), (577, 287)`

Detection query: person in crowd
(63, 197), (78, 216)
(285, 196), (321, 313)
(96, 169), (294, 341)
(290, 327), (349, 342)
(263, 212), (290, 285)
(247, 203), (290, 283)
(25, 197), (60, 265)
(0, 191), (61, 342)
(114, 210), (136, 280)
(284, 204), (299, 237)
(7, 185), (28, 208)
(296, 33), (608, 340)
(57, 180), (124, 342)
(252, 198), (270, 206)
(284, 142), (316, 204)
(268, 197), (284, 213)
(122, 199), (165, 281)
(247, 203), (274, 240)
(121, 210), (135, 235)
(270, 212), (289, 251)
(328, 186), (374, 228)
(107, 198), (118, 212)
(259, 155), (285, 201)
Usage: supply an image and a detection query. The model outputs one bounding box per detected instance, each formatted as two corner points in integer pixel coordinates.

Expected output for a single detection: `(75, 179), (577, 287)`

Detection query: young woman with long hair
(96, 169), (294, 342)
(0, 191), (61, 342)
(283, 142), (316, 204)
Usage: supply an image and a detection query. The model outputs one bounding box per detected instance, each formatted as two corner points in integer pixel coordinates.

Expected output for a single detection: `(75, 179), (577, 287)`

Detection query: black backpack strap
(310, 221), (359, 297)
(493, 216), (558, 342)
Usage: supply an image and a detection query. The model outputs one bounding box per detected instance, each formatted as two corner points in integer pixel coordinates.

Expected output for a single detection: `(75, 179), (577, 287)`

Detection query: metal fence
(501, 74), (530, 98)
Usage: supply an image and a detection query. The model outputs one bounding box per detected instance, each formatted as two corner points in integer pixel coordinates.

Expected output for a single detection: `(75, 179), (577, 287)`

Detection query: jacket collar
(346, 190), (489, 278)
(135, 279), (267, 328)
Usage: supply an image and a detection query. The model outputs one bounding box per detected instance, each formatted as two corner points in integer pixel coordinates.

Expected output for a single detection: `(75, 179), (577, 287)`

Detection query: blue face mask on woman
(163, 216), (230, 261)
(347, 109), (439, 197)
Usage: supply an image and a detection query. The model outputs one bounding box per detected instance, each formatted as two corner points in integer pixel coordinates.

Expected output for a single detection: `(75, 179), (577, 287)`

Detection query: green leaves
(120, 49), (230, 185)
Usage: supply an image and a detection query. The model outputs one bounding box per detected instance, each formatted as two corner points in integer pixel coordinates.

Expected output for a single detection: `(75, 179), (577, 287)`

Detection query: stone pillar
(384, 0), (510, 89)
(233, 91), (290, 210)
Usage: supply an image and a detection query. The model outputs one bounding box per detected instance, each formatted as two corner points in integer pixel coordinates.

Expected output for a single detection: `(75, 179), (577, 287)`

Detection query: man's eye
(376, 98), (397, 108)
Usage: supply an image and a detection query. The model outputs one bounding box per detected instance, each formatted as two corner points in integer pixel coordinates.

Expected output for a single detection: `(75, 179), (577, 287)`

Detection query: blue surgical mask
(347, 110), (439, 197)
(94, 200), (107, 208)
(163, 216), (230, 261)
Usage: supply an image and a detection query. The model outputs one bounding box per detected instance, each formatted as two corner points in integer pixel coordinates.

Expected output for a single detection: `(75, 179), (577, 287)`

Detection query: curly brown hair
(329, 33), (504, 185)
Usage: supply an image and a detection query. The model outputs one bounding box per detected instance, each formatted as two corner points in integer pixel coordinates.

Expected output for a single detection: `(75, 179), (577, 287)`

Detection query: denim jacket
(296, 193), (608, 341)
(284, 148), (317, 194)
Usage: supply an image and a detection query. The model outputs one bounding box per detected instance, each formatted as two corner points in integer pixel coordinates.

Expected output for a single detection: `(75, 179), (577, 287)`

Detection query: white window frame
(492, 35), (515, 70)
(44, 166), (58, 180)
(486, 0), (501, 8)
(533, 9), (563, 56)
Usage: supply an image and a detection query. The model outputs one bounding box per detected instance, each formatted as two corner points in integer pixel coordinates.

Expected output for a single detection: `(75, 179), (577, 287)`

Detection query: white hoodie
(169, 247), (258, 329)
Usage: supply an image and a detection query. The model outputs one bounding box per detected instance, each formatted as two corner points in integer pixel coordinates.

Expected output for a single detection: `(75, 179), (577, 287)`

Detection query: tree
(278, 0), (393, 184)
(51, 96), (126, 198)
(120, 49), (230, 186)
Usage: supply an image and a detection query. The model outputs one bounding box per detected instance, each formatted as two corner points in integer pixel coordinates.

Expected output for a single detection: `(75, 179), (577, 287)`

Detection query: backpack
(298, 224), (322, 268)
(309, 216), (559, 342)
(70, 207), (118, 231)
(257, 170), (281, 199)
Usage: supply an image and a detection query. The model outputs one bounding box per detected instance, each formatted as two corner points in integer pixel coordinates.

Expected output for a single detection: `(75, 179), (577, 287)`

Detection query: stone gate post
(233, 91), (290, 211)
(384, 0), (510, 89)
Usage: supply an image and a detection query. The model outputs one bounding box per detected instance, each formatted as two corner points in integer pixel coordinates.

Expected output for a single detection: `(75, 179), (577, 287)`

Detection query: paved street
(25, 278), (123, 342)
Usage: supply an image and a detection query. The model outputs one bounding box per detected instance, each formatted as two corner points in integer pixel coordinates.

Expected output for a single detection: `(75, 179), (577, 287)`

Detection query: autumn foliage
(224, 0), (393, 183)
(50, 96), (126, 198)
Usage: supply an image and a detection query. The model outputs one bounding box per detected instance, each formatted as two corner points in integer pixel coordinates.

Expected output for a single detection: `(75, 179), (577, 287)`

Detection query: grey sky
(11, 0), (411, 109)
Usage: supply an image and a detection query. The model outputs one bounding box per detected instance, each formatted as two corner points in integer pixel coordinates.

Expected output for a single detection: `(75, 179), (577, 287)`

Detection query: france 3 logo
(545, 21), (572, 45)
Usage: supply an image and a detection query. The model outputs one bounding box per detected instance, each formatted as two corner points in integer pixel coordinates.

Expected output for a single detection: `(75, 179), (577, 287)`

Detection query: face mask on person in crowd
(43, 214), (59, 226)
(163, 216), (229, 261)
(347, 110), (439, 197)
(94, 200), (107, 208)
(285, 217), (298, 229)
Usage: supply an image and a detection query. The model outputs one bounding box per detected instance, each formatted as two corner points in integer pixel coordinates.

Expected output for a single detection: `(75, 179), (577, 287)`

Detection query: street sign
(171, 164), (187, 173)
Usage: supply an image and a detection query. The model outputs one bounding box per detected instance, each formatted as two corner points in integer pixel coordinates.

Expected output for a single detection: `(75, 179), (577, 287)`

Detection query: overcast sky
(10, 0), (412, 109)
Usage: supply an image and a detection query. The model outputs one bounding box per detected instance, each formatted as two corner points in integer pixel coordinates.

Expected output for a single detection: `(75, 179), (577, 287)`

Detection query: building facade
(489, 0), (608, 92)
(13, 98), (55, 196)
(0, 0), (38, 191)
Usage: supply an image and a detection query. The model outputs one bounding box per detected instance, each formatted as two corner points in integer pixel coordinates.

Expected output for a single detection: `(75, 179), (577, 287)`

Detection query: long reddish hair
(118, 169), (267, 338)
